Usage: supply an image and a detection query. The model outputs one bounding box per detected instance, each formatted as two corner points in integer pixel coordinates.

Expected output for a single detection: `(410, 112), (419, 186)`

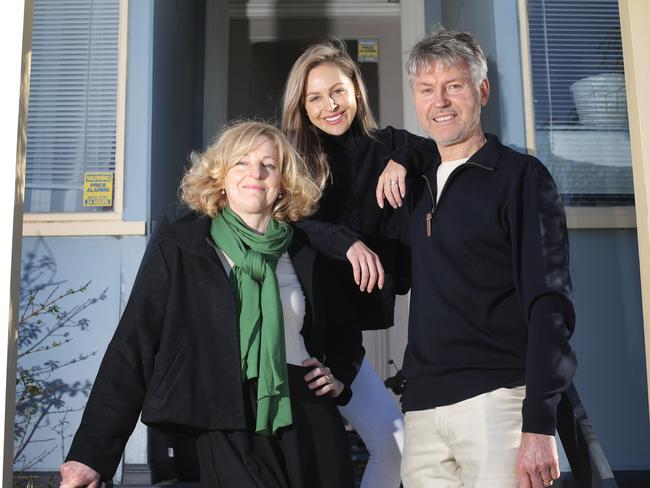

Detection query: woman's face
(223, 136), (282, 227)
(304, 62), (358, 136)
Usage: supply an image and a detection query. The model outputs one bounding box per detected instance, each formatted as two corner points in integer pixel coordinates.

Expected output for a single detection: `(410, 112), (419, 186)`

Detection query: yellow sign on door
(358, 39), (378, 63)
(83, 172), (114, 207)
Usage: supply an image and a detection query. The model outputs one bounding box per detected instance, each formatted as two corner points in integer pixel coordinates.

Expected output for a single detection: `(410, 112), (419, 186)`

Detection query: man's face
(411, 61), (489, 152)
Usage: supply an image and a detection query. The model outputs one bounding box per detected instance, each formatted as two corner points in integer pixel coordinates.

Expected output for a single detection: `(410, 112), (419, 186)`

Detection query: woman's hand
(345, 240), (384, 293)
(59, 460), (101, 488)
(376, 159), (407, 209)
(302, 357), (344, 398)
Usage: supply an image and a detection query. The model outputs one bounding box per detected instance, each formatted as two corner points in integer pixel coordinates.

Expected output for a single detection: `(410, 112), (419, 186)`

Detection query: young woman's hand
(59, 460), (101, 488)
(345, 240), (384, 293)
(302, 357), (344, 398)
(376, 159), (407, 209)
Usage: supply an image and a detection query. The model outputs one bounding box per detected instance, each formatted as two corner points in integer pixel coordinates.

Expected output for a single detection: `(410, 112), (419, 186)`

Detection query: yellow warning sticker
(358, 39), (378, 63)
(83, 172), (114, 207)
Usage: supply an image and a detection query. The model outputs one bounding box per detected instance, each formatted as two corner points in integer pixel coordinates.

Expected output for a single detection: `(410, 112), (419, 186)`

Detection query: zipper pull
(425, 212), (432, 237)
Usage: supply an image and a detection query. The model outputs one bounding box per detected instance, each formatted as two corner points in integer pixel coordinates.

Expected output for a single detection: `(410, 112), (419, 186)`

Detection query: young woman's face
(304, 62), (358, 136)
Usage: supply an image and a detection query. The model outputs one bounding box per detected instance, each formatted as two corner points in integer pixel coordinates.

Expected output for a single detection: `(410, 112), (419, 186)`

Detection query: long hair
(281, 40), (378, 189)
(180, 120), (321, 222)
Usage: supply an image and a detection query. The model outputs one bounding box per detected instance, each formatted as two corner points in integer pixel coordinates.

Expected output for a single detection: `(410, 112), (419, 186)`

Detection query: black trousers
(196, 364), (354, 488)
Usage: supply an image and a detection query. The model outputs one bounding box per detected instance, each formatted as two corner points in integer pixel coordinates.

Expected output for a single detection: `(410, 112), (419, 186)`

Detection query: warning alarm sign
(83, 172), (114, 207)
(358, 39), (378, 63)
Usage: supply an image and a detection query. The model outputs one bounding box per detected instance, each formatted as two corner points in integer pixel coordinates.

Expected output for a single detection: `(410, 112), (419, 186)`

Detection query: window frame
(517, 0), (636, 229)
(22, 0), (144, 237)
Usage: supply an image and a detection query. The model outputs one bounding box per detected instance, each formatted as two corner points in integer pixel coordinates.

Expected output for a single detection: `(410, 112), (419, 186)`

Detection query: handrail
(557, 383), (618, 487)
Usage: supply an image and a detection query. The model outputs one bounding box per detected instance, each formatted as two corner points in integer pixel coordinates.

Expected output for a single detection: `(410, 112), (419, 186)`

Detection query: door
(223, 8), (405, 382)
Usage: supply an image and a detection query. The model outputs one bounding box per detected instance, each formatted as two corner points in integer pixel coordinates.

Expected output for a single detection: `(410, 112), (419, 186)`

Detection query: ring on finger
(390, 179), (398, 186)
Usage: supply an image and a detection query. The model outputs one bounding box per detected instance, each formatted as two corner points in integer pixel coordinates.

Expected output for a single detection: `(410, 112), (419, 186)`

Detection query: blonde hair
(281, 40), (378, 189)
(180, 121), (321, 222)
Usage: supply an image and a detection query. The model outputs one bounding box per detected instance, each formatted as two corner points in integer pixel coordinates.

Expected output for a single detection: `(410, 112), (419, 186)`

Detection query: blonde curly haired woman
(59, 121), (355, 488)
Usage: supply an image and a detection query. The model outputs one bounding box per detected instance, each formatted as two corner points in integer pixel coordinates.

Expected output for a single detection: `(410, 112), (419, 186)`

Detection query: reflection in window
(25, 0), (120, 213)
(527, 0), (632, 206)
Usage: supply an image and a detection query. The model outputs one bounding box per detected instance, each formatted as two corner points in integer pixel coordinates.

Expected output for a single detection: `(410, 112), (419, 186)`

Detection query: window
(525, 0), (632, 208)
(25, 0), (122, 214)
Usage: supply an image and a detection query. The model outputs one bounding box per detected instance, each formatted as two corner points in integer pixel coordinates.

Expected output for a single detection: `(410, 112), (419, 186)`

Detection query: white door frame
(1, 0), (28, 485)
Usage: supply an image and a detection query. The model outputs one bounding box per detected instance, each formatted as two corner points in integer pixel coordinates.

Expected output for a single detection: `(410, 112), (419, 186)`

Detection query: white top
(436, 157), (469, 203)
(215, 248), (311, 366)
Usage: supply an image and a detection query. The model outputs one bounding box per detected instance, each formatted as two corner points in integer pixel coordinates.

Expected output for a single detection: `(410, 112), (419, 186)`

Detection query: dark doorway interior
(228, 35), (380, 124)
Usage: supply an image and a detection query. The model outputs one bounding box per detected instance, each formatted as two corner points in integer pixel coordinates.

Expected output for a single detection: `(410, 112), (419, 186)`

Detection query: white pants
(338, 357), (404, 488)
(402, 386), (526, 488)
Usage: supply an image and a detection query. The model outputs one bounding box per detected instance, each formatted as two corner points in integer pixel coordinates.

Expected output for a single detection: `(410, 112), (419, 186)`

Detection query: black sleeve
(65, 241), (171, 480)
(378, 126), (438, 176)
(507, 158), (577, 435)
(293, 219), (360, 260)
(324, 322), (364, 406)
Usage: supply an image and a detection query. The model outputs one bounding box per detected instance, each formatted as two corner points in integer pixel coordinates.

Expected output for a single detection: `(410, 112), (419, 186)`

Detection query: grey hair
(407, 28), (487, 86)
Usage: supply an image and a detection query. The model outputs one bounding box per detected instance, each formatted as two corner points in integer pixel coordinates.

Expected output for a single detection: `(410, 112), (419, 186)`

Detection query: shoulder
(157, 212), (210, 244)
(498, 145), (553, 182)
(373, 126), (427, 144)
(497, 147), (563, 209)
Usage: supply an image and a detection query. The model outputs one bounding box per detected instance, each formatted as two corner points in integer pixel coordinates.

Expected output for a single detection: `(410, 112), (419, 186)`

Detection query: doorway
(214, 6), (405, 382)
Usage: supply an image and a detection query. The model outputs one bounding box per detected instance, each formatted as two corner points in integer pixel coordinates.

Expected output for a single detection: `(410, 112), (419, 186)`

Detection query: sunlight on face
(224, 136), (281, 227)
(412, 61), (489, 153)
(304, 62), (358, 136)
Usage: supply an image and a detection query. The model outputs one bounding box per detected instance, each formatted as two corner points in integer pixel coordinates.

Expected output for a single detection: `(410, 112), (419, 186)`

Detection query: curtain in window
(527, 0), (632, 206)
(25, 0), (120, 213)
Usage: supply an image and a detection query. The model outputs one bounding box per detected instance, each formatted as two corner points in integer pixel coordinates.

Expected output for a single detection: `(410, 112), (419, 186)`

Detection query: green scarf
(210, 206), (294, 435)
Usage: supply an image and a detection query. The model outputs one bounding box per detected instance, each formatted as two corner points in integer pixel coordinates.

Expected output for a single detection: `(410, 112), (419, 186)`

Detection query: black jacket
(296, 125), (432, 331)
(66, 213), (358, 480)
(402, 134), (577, 435)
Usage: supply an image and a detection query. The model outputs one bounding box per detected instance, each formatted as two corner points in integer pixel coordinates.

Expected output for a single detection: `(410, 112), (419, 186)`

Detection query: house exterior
(3, 0), (650, 484)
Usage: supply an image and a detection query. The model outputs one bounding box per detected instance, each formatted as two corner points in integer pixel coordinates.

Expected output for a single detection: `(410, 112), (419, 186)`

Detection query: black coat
(66, 212), (358, 480)
(295, 125), (431, 332)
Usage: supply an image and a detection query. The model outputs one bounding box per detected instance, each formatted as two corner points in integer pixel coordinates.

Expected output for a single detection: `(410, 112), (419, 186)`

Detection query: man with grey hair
(378, 29), (576, 487)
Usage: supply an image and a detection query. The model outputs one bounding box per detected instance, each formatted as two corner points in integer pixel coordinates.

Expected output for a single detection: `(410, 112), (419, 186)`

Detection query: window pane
(528, 0), (632, 207)
(25, 0), (120, 213)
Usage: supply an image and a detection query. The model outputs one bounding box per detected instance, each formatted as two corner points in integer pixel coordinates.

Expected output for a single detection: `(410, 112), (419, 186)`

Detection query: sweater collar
(465, 133), (503, 170)
(315, 119), (366, 150)
(431, 133), (503, 170)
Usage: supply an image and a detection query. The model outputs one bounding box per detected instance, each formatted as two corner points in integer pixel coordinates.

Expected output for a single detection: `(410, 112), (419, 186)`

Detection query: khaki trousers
(401, 386), (526, 488)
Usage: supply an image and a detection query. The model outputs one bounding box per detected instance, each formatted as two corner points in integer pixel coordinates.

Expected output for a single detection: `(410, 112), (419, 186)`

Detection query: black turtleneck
(293, 123), (432, 389)
(312, 124), (431, 240)
(295, 123), (433, 316)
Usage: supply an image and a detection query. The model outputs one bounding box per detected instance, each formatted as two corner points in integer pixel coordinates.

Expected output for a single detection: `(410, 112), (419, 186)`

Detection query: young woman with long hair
(282, 41), (433, 488)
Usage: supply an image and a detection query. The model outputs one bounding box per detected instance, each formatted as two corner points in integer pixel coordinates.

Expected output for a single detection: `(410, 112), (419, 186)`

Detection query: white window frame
(22, 0), (144, 237)
(517, 0), (636, 229)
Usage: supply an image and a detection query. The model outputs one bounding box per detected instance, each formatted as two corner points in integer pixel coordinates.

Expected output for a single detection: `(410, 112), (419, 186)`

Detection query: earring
(221, 189), (225, 195)
(278, 193), (283, 199)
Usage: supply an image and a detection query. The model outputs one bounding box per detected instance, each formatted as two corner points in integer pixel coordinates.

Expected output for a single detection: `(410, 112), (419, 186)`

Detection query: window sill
(566, 206), (636, 229)
(22, 219), (146, 237)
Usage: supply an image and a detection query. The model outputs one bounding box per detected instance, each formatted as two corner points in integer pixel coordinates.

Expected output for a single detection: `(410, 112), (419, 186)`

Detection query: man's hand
(376, 159), (407, 209)
(59, 460), (101, 488)
(517, 432), (560, 488)
(345, 240), (384, 293)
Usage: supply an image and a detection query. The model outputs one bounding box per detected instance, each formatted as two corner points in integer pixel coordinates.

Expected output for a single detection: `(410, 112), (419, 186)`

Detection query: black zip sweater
(294, 123), (433, 387)
(295, 124), (432, 329)
(402, 134), (577, 435)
